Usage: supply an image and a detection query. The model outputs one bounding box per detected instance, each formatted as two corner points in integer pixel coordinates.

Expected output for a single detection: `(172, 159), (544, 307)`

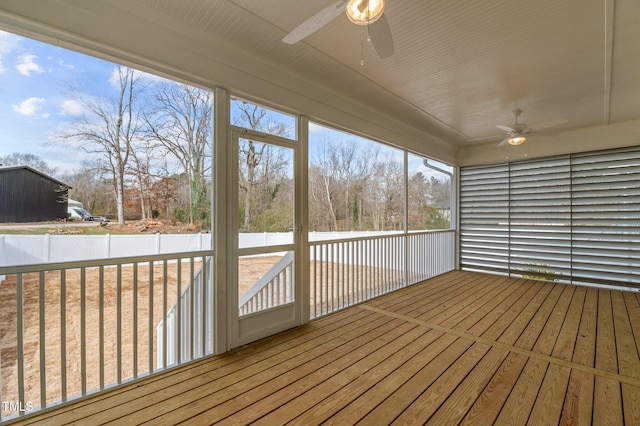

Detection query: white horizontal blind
(571, 147), (640, 284)
(509, 157), (572, 280)
(460, 146), (640, 287)
(459, 164), (509, 274)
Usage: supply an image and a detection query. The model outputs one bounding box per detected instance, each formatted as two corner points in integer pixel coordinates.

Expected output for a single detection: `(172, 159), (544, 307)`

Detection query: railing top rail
(0, 249), (214, 275)
(308, 229), (455, 246)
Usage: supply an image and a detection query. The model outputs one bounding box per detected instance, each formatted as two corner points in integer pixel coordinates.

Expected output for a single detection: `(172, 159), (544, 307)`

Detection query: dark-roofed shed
(0, 166), (70, 223)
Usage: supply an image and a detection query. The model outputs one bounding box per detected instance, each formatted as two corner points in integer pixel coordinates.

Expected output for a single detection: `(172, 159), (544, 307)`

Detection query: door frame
(227, 127), (304, 349)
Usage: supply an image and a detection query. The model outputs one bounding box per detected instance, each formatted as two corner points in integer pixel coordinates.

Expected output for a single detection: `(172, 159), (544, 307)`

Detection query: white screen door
(229, 130), (301, 348)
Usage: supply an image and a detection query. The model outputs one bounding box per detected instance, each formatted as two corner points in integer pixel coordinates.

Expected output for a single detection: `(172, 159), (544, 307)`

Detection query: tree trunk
(138, 175), (147, 220)
(322, 175), (338, 231)
(116, 172), (126, 225)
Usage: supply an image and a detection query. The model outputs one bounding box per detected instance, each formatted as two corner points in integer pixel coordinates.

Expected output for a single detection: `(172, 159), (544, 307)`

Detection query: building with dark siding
(0, 166), (70, 223)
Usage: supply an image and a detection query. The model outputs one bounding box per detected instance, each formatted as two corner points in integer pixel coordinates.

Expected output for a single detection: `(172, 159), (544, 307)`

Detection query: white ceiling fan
(282, 0), (394, 60)
(497, 109), (567, 147)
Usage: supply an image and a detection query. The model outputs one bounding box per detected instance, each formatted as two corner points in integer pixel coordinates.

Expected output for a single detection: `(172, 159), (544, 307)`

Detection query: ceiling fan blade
(496, 125), (516, 133)
(530, 119), (568, 131)
(282, 1), (346, 44)
(498, 136), (511, 147)
(368, 14), (394, 59)
(467, 134), (502, 142)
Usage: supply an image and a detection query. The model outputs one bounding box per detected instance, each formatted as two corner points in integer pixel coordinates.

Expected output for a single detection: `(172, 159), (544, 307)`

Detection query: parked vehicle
(68, 207), (110, 223)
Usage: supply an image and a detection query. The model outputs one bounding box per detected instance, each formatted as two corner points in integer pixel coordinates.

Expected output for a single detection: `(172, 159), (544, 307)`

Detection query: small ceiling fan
(282, 0), (394, 60)
(497, 109), (567, 147)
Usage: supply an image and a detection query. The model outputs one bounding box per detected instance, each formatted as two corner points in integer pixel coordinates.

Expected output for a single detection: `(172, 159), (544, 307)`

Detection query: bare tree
(233, 102), (290, 232)
(0, 152), (57, 176)
(56, 65), (145, 224)
(128, 143), (156, 219)
(310, 139), (379, 231)
(59, 160), (113, 216)
(146, 83), (212, 227)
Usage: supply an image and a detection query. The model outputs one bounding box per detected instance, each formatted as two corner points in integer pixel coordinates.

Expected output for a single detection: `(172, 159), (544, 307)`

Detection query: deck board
(493, 357), (547, 424)
(6, 270), (640, 425)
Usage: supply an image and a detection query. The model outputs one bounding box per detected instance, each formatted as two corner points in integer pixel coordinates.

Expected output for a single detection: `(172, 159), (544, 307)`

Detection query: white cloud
(12, 97), (45, 115)
(0, 31), (21, 75)
(16, 53), (45, 76)
(60, 99), (83, 116)
(56, 58), (75, 69)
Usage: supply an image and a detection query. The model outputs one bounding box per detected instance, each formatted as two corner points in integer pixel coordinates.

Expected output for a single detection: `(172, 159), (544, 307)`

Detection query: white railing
(406, 230), (457, 283)
(156, 256), (214, 368)
(0, 250), (213, 422)
(0, 229), (455, 421)
(309, 230), (455, 318)
(239, 251), (294, 316)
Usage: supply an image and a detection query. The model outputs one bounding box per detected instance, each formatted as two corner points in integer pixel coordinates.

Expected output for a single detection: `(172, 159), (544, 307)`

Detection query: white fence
(0, 233), (212, 267)
(0, 231), (405, 267)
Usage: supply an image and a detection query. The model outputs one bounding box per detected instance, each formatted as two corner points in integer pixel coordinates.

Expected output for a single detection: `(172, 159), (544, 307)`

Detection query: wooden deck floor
(8, 271), (640, 425)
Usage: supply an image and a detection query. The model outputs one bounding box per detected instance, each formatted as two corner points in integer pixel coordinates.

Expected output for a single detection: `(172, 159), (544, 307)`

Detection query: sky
(0, 30), (123, 173)
(0, 29), (452, 180)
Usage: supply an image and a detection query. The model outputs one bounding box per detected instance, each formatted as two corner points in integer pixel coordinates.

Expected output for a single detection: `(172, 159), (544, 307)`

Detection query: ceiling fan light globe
(508, 135), (527, 145)
(346, 0), (385, 25)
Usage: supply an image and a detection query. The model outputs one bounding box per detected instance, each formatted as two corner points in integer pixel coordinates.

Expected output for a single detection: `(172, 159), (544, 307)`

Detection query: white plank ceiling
(133, 0), (639, 147)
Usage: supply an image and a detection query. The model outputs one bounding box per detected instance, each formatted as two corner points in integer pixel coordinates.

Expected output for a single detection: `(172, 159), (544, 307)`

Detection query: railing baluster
(320, 244), (325, 316)
(162, 260), (168, 369)
(189, 257), (195, 361)
(289, 263), (294, 303)
(176, 259), (182, 365)
(148, 261), (154, 373)
(341, 241), (345, 309)
(133, 263), (138, 378)
(330, 242), (335, 313)
(39, 271), (46, 406)
(356, 239), (361, 303)
(272, 274), (277, 307)
(60, 269), (67, 401)
(283, 265), (287, 304)
(17, 273), (25, 409)
(80, 267), (86, 395)
(367, 239), (372, 300)
(117, 264), (122, 384)
(99, 266), (104, 389)
(201, 256), (206, 358)
(349, 241), (354, 305)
